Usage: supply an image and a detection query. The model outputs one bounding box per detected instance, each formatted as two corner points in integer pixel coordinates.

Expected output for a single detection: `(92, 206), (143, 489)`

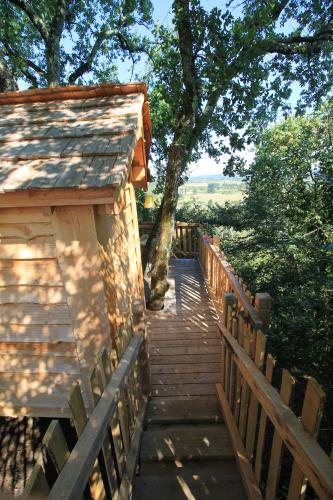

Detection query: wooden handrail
(139, 221), (202, 257)
(208, 241), (262, 329)
(217, 321), (333, 500)
(47, 334), (144, 500)
(198, 233), (271, 332)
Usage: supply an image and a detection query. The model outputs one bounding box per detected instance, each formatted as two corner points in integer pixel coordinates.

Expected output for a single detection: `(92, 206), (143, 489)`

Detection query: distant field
(178, 179), (245, 206)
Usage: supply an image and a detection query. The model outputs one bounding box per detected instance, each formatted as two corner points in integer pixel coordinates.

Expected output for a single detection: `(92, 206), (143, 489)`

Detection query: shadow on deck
(134, 259), (246, 499)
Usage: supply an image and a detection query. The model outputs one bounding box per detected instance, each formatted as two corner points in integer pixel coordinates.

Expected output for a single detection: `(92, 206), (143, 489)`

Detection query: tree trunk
(0, 55), (18, 92)
(46, 38), (61, 86)
(148, 142), (184, 310)
(141, 196), (164, 274)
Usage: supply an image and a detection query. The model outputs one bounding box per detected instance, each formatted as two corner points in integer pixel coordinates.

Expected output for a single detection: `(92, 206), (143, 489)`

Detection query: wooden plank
(265, 370), (295, 500)
(239, 319), (251, 440)
(245, 330), (267, 459)
(0, 354), (79, 374)
(90, 364), (122, 495)
(0, 206), (51, 223)
(0, 238), (56, 259)
(42, 420), (70, 473)
(0, 303), (71, 325)
(0, 285), (67, 304)
(146, 397), (222, 424)
(117, 403), (146, 499)
(0, 324), (74, 343)
(0, 372), (79, 417)
(287, 378), (326, 500)
(218, 322), (333, 500)
(216, 383), (263, 500)
(47, 334), (143, 500)
(149, 354), (220, 365)
(151, 383), (216, 397)
(140, 424), (233, 461)
(150, 363), (220, 375)
(149, 338), (220, 347)
(0, 187), (115, 208)
(254, 354), (276, 484)
(52, 205), (112, 408)
(0, 222), (53, 239)
(23, 463), (50, 497)
(149, 345), (218, 355)
(0, 259), (63, 286)
(151, 372), (219, 385)
(68, 383), (107, 500)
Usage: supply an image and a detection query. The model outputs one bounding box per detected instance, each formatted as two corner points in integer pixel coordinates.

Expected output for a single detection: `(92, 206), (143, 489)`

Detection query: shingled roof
(0, 83), (151, 202)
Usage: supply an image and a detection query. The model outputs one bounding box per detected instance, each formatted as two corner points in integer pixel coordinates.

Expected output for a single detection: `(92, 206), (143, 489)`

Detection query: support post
(255, 293), (272, 333)
(224, 293), (237, 329)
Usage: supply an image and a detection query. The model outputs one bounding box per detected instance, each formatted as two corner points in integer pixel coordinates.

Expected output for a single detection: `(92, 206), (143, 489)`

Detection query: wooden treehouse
(0, 83), (152, 417)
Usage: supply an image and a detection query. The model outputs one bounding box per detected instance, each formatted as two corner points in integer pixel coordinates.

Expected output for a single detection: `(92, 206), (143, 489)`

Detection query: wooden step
(146, 397), (223, 424)
(140, 424), (233, 462)
(134, 461), (246, 499)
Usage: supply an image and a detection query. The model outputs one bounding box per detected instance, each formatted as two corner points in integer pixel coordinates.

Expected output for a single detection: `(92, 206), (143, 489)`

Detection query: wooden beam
(216, 383), (263, 500)
(0, 187), (115, 208)
(218, 322), (333, 500)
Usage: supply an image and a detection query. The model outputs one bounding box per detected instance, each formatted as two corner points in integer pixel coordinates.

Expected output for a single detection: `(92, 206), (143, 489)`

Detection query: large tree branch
(7, 0), (49, 41)
(49, 0), (67, 40)
(2, 42), (47, 78)
(174, 0), (199, 119)
(262, 29), (333, 56)
(67, 27), (117, 84)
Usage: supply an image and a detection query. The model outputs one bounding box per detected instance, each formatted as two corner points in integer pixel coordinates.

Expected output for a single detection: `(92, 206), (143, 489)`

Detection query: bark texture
(0, 55), (17, 92)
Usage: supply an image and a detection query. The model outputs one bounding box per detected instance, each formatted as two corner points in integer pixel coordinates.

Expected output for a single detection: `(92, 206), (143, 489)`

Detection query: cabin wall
(0, 207), (80, 417)
(0, 205), (114, 417)
(95, 182), (144, 355)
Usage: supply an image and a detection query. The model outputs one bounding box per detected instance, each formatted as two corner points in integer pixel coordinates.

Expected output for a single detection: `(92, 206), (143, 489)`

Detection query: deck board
(146, 259), (221, 399)
(134, 259), (245, 499)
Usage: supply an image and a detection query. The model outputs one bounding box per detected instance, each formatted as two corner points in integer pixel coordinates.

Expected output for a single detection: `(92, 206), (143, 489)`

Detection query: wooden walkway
(134, 259), (246, 499)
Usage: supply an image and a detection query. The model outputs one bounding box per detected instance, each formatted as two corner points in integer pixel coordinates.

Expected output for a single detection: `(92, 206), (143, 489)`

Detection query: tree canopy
(146, 0), (333, 309)
(0, 0), (153, 88)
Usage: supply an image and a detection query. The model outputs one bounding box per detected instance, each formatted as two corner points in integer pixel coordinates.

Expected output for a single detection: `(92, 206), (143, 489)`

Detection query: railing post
(224, 292), (237, 329)
(255, 293), (272, 333)
(212, 235), (220, 248)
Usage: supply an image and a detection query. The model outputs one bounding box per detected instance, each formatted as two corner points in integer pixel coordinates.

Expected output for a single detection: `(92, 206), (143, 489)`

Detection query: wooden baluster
(68, 382), (110, 499)
(99, 348), (131, 457)
(228, 317), (238, 411)
(221, 336), (226, 392)
(234, 313), (245, 423)
(188, 226), (192, 254)
(224, 293), (237, 329)
(255, 293), (272, 334)
(42, 420), (70, 475)
(265, 370), (296, 500)
(254, 354), (276, 484)
(23, 464), (50, 498)
(287, 378), (326, 500)
(183, 226), (188, 254)
(238, 322), (253, 440)
(245, 330), (267, 460)
(224, 294), (237, 401)
(90, 365), (123, 490)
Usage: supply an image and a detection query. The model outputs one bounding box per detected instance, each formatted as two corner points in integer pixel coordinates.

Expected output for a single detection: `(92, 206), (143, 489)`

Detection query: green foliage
(0, 0), (153, 86)
(147, 0), (333, 186)
(178, 104), (333, 409)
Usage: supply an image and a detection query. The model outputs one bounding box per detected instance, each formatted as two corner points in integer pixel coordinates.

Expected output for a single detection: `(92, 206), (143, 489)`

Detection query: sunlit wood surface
(147, 258), (221, 399)
(134, 259), (245, 499)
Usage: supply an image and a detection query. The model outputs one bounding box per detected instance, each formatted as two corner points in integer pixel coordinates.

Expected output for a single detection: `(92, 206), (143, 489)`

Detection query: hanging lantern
(144, 192), (155, 209)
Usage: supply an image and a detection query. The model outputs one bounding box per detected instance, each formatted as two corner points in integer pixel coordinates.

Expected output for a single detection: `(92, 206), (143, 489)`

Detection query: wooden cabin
(0, 83), (152, 417)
